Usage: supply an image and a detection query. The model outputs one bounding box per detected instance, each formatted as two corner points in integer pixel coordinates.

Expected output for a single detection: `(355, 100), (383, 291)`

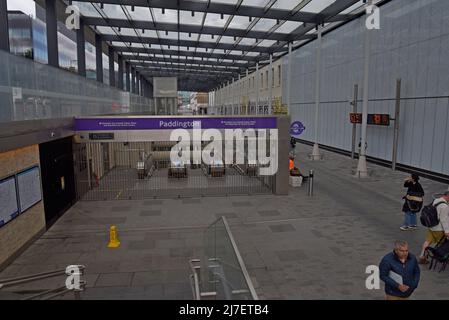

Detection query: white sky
(7, 0), (36, 17)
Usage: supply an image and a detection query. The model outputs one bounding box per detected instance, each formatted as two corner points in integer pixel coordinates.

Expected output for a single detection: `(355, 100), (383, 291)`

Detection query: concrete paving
(1, 143), (448, 299)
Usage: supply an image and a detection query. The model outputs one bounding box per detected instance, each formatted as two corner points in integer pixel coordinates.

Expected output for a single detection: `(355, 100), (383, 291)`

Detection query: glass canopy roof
(69, 0), (376, 90)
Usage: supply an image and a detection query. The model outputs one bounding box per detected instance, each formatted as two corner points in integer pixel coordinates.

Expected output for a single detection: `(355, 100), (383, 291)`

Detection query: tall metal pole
(125, 62), (130, 92)
(0, 0), (10, 52)
(246, 69), (249, 115)
(76, 18), (86, 77)
(392, 79), (401, 171)
(256, 63), (260, 115)
(351, 84), (358, 159)
(311, 25), (323, 160)
(118, 54), (124, 90)
(108, 46), (115, 87)
(95, 33), (103, 83)
(269, 54), (273, 115)
(356, 0), (373, 178)
(238, 74), (241, 114)
(46, 0), (59, 68)
(287, 42), (292, 115)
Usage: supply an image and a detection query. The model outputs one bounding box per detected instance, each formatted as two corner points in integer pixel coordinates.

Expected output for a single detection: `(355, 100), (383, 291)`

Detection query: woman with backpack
(400, 174), (424, 231)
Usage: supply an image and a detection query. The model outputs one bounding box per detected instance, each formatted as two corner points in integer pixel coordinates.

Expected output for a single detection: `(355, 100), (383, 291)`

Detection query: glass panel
(275, 21), (302, 33)
(219, 36), (237, 44)
(199, 34), (217, 43)
(127, 6), (153, 21)
(251, 18), (277, 32)
(0, 50), (153, 123)
(302, 0), (337, 13)
(213, 0), (239, 4)
(73, 2), (101, 17)
(258, 39), (276, 47)
(97, 4), (124, 19)
(271, 0), (303, 10)
(242, 0), (267, 7)
(152, 8), (178, 23)
(204, 13), (230, 27)
(201, 217), (256, 300)
(179, 10), (205, 25)
(227, 16), (252, 30)
(237, 37), (256, 46)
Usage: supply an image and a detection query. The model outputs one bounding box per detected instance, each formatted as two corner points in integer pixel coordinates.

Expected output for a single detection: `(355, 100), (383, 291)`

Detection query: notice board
(17, 166), (42, 212)
(0, 176), (19, 226)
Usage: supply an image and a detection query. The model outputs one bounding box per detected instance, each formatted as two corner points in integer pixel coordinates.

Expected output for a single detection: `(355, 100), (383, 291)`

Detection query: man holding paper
(379, 241), (420, 300)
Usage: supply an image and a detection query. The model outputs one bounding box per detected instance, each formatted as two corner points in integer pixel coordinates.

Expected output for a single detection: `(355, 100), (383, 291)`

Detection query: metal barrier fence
(76, 141), (275, 201)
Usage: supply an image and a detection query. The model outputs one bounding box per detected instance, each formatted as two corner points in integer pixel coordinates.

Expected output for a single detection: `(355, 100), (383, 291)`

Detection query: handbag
(406, 194), (424, 212)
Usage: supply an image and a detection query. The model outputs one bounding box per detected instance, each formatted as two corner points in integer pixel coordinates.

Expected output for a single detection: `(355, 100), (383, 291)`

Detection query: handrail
(0, 266), (86, 300)
(221, 217), (259, 300)
(0, 269), (68, 288)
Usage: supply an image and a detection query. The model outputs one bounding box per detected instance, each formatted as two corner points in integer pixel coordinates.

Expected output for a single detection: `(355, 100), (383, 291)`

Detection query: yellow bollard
(107, 225), (120, 248)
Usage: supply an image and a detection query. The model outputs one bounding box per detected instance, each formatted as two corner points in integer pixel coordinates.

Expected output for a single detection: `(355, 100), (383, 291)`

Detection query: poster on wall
(0, 176), (19, 227)
(17, 166), (42, 213)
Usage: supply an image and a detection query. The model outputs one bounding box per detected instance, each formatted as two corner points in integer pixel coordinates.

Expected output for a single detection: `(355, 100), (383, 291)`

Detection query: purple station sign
(75, 117), (277, 131)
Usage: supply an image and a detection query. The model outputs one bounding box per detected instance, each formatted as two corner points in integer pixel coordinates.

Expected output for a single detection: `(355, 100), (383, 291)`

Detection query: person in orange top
(289, 156), (295, 170)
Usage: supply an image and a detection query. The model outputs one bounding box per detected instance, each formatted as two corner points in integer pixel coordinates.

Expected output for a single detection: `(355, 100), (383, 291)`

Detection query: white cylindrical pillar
(287, 42), (292, 115)
(269, 54), (273, 114)
(356, 0), (373, 178)
(311, 25), (323, 161)
(256, 63), (260, 115)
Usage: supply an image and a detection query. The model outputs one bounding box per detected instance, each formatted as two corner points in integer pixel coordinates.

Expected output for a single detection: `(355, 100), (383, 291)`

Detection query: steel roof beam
(113, 46), (263, 62)
(83, 17), (317, 42)
(122, 54), (249, 68)
(134, 62), (238, 74)
(101, 34), (287, 53)
(73, 0), (353, 23)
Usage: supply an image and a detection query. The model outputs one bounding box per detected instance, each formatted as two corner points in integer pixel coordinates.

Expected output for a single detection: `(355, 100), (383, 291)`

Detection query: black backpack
(420, 201), (447, 228)
(426, 238), (449, 272)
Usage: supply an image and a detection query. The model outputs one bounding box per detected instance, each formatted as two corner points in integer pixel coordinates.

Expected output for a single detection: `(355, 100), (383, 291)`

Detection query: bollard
(108, 225), (121, 248)
(308, 170), (314, 197)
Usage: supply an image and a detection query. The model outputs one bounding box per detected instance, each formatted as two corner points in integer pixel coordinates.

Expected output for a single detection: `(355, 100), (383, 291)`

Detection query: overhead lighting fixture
(168, 45), (171, 49)
(131, 6), (135, 12)
(191, 11), (195, 17)
(206, 48), (208, 52)
(165, 30), (168, 36)
(221, 13), (224, 19)
(189, 32), (191, 37)
(162, 8), (165, 14)
(100, 3), (104, 9)
(142, 29), (145, 34)
(118, 27), (121, 32)
(277, 19), (280, 25)
(234, 36), (236, 41)
(249, 16), (252, 22)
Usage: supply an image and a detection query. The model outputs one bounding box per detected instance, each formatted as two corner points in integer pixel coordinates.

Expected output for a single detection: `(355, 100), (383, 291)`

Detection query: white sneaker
(400, 226), (410, 231)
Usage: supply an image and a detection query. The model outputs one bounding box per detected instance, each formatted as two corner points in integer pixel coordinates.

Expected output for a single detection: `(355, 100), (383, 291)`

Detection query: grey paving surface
(1, 143), (449, 300)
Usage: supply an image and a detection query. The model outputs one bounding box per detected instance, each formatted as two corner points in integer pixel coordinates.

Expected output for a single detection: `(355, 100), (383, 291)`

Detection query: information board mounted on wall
(0, 176), (19, 227)
(350, 113), (391, 126)
(0, 165), (42, 229)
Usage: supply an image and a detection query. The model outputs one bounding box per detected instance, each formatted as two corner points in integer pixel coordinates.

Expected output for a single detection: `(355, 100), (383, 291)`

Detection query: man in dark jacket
(379, 241), (420, 300)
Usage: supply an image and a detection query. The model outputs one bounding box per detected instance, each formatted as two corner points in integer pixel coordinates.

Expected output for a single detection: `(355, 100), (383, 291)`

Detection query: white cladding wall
(215, 59), (283, 106)
(283, 0), (449, 176)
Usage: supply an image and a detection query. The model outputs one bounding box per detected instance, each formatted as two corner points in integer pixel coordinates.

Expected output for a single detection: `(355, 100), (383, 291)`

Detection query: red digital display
(350, 113), (390, 126)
